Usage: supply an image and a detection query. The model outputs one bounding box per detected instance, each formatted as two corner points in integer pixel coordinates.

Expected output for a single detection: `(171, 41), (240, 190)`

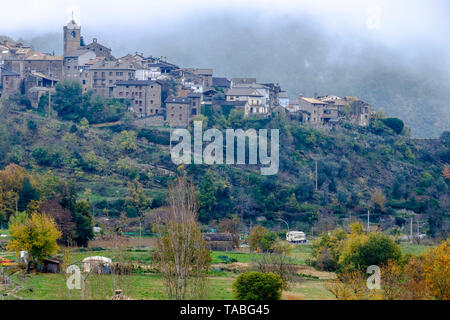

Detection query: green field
(6, 271), (333, 300)
(1, 241), (438, 300)
(400, 244), (435, 256)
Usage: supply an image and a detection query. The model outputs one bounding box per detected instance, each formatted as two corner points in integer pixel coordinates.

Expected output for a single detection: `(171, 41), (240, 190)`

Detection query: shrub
(339, 232), (402, 271)
(232, 271), (283, 300)
(382, 118), (404, 135)
(249, 226), (278, 253)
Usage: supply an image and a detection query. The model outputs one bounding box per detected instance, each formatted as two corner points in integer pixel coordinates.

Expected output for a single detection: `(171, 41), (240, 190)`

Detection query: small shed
(203, 233), (233, 251)
(82, 256), (112, 274)
(37, 258), (61, 273)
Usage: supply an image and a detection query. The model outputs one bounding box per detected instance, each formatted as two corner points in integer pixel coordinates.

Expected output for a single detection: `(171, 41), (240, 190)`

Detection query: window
(109, 72), (113, 76)
(82, 80), (86, 84)
(171, 114), (174, 118)
(150, 100), (153, 104)
(179, 114), (182, 120)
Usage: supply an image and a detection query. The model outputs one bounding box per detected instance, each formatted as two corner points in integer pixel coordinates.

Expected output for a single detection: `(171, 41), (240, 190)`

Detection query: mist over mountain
(5, 3), (450, 138)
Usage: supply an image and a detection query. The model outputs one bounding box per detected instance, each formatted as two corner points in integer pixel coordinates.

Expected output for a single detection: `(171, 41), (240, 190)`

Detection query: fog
(1, 0), (449, 137)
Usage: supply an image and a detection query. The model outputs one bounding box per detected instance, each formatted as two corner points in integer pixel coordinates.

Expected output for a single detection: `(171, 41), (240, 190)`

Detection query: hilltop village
(0, 20), (373, 128)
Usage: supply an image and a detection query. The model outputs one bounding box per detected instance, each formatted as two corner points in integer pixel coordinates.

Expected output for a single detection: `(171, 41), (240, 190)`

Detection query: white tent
(82, 256), (112, 273)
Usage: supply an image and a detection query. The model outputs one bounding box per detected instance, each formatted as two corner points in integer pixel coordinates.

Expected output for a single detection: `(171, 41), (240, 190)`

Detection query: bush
(249, 226), (278, 253)
(339, 232), (402, 271)
(382, 118), (404, 135)
(232, 272), (283, 300)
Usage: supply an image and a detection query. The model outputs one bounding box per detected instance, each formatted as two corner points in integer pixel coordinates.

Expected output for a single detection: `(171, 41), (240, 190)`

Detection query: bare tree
(154, 172), (210, 300)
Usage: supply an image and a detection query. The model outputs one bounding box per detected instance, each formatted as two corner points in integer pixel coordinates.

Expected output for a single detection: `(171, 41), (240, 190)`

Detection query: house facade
(114, 80), (162, 117)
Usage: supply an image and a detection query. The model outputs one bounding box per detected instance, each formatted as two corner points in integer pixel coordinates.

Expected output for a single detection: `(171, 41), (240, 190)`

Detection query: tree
(232, 272), (283, 300)
(380, 260), (404, 300)
(403, 256), (429, 300)
(249, 226), (267, 252)
(422, 241), (450, 300)
(7, 212), (61, 272)
(52, 80), (83, 121)
(218, 215), (241, 248)
(0, 164), (36, 220)
(17, 177), (39, 212)
(339, 232), (402, 271)
(371, 188), (386, 213)
(39, 199), (76, 245)
(154, 173), (211, 300)
(126, 179), (150, 219)
(72, 200), (94, 247)
(253, 240), (296, 289)
(382, 118), (404, 134)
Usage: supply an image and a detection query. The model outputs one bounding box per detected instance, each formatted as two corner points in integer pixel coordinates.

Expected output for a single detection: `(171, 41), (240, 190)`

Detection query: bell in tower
(63, 18), (81, 56)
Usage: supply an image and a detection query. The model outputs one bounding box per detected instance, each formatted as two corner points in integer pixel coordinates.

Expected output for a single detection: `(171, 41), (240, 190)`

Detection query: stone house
(278, 91), (289, 108)
(187, 92), (201, 117)
(63, 49), (96, 80)
(5, 52), (63, 82)
(165, 96), (194, 127)
(298, 97), (328, 126)
(114, 80), (162, 117)
(212, 77), (230, 90)
(0, 67), (21, 97)
(80, 60), (138, 97)
(84, 38), (115, 61)
(230, 78), (256, 88)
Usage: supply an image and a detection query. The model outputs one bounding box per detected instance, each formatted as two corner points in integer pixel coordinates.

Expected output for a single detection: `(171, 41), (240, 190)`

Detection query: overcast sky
(2, 0), (449, 49)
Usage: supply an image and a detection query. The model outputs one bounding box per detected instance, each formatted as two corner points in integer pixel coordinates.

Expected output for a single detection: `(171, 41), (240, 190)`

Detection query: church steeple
(63, 19), (81, 56)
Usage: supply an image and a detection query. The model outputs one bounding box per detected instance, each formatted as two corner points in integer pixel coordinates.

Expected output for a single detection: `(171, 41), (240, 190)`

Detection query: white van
(286, 231), (307, 244)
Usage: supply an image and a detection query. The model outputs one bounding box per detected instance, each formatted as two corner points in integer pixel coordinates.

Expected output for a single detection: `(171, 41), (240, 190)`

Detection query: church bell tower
(63, 19), (81, 56)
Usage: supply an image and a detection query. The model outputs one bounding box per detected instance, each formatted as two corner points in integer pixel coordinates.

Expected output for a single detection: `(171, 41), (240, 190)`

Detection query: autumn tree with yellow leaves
(7, 212), (61, 272)
(422, 241), (450, 300)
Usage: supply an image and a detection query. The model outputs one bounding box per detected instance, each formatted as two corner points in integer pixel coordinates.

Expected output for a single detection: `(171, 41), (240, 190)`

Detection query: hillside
(0, 99), (448, 238)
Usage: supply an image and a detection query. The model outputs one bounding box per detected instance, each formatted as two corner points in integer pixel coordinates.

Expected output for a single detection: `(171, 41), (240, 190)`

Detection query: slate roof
(165, 96), (191, 104)
(212, 77), (230, 87)
(226, 88), (263, 97)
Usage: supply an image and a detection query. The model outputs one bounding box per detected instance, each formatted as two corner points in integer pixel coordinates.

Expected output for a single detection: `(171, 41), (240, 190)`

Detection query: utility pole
(367, 210), (370, 232)
(410, 217), (413, 244)
(139, 220), (142, 248)
(315, 160), (318, 192)
(48, 91), (51, 118)
(417, 219), (420, 238)
(169, 124), (172, 153)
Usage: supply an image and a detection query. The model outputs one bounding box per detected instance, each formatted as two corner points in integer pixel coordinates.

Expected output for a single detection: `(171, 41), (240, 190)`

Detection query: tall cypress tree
(18, 177), (39, 212)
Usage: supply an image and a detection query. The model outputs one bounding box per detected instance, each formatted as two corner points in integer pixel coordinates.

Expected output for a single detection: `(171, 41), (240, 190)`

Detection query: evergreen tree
(17, 177), (39, 212)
